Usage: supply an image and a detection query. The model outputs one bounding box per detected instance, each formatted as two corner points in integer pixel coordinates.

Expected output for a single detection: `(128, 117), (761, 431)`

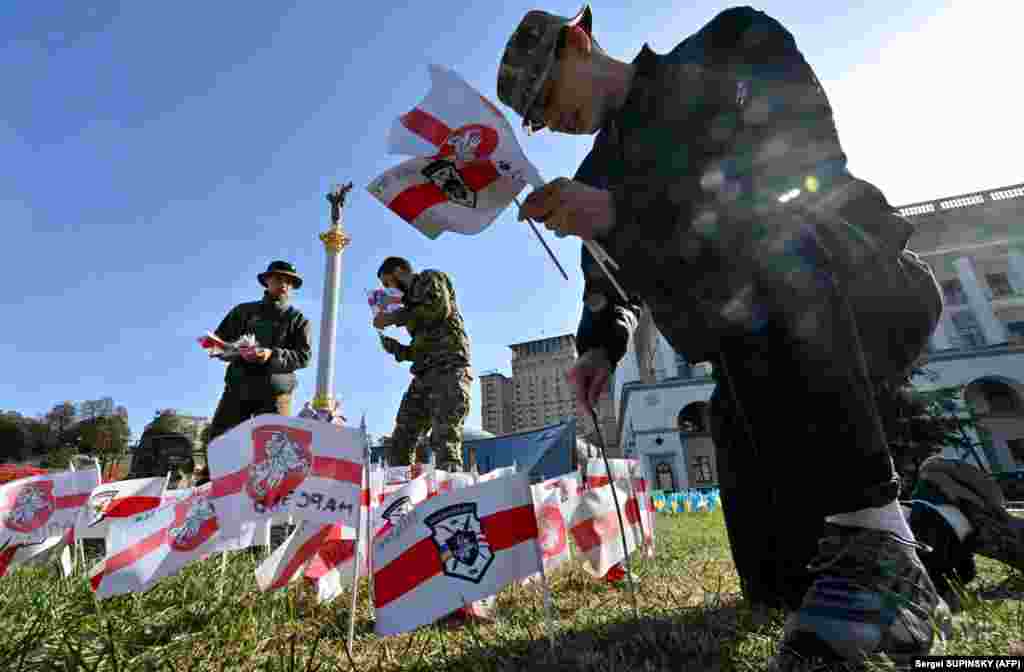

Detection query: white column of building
(954, 256), (1008, 345)
(1006, 247), (1024, 295)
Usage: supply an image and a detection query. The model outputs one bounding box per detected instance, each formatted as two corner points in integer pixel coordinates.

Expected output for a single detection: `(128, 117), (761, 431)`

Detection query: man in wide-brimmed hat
(206, 260), (312, 444)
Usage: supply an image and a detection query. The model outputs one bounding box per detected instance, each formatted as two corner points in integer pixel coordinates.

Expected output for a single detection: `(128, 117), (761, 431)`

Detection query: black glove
(380, 335), (402, 356)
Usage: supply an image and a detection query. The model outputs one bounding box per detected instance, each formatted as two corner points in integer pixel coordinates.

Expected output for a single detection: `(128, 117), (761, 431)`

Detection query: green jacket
(215, 293), (312, 398)
(388, 270), (470, 376)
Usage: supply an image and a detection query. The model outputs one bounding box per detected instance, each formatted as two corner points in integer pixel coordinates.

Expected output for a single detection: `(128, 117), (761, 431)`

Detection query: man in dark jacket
(500, 6), (951, 667)
(207, 260), (312, 444)
(373, 257), (472, 472)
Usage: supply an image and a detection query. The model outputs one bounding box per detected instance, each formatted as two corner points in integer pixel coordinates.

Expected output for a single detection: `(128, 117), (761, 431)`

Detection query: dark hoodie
(214, 292), (312, 398)
(573, 7), (918, 367)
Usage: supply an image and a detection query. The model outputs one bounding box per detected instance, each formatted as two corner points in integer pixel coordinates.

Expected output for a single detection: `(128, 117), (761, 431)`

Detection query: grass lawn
(0, 511), (1021, 671)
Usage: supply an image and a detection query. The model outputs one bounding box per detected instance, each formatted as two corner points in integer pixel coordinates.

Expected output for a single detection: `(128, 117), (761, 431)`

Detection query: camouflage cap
(497, 5), (592, 132)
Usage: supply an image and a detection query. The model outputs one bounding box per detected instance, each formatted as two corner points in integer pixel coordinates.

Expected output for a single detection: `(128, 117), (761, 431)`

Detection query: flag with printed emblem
(207, 415), (365, 538)
(367, 64), (543, 240)
(373, 474), (540, 636)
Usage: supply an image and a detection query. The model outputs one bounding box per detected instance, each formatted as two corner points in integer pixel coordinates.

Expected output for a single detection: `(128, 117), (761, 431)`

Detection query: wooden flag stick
(512, 196), (629, 302)
(587, 405), (640, 619)
(218, 550), (229, 600)
(363, 416), (376, 618)
(347, 426), (370, 657)
(513, 196), (569, 282)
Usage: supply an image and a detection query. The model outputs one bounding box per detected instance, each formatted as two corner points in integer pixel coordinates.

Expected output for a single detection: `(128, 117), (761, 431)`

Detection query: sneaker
(915, 457), (1024, 572)
(768, 524), (951, 670)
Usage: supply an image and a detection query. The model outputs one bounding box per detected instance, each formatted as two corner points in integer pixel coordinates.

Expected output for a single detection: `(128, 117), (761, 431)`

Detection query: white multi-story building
(904, 183), (1024, 473)
(616, 181), (1024, 492)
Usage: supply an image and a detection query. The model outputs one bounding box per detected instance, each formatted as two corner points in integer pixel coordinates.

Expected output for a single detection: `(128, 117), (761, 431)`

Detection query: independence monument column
(313, 182), (353, 412)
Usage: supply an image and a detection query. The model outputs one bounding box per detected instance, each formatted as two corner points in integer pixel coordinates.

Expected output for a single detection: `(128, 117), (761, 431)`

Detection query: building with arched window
(616, 182), (1024, 492)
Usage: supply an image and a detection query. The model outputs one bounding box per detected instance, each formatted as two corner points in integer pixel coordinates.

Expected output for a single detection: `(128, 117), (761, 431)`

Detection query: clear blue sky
(2, 1), (1019, 443)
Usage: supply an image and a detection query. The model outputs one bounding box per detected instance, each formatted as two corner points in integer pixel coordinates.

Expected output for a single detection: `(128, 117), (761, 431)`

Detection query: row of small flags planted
(651, 489), (722, 514)
(0, 413), (656, 648)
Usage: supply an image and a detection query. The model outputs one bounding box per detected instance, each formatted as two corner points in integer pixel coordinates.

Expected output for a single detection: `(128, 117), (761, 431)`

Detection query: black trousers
(207, 386), (293, 445)
(709, 238), (942, 610)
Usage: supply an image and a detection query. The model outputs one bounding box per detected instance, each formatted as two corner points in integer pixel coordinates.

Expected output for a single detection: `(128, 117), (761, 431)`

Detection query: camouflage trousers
(390, 366), (471, 468)
(207, 386), (292, 446)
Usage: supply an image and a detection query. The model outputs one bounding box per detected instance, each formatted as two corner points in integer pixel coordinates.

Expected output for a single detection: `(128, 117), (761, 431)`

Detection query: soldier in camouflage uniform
(373, 257), (471, 472)
(207, 260), (312, 444)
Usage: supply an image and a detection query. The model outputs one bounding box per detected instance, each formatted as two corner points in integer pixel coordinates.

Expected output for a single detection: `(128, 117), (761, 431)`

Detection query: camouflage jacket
(389, 270), (471, 375)
(215, 293), (312, 398)
(574, 7), (914, 367)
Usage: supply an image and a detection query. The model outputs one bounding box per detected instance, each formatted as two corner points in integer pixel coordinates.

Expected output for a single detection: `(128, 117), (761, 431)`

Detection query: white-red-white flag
(538, 471), (584, 508)
(308, 473), (433, 607)
(161, 488), (192, 506)
(258, 488), (371, 599)
(569, 482), (644, 578)
(75, 476), (165, 541)
(304, 525), (360, 605)
(91, 486), (222, 599)
(521, 472), (581, 585)
(532, 485), (571, 573)
(256, 521), (334, 592)
(477, 465), (518, 483)
(207, 415), (365, 537)
(302, 486), (373, 604)
(0, 468), (99, 549)
(431, 470), (476, 498)
(586, 458), (654, 552)
(367, 64), (543, 240)
(0, 533), (68, 578)
(373, 474), (540, 636)
(373, 473), (431, 540)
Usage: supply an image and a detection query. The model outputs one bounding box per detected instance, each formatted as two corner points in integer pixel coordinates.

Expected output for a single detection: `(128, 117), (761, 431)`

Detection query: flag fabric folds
(373, 474), (540, 636)
(569, 482), (644, 578)
(207, 415), (365, 537)
(367, 64), (543, 240)
(92, 485), (222, 599)
(1, 467), (99, 549)
(74, 476), (166, 541)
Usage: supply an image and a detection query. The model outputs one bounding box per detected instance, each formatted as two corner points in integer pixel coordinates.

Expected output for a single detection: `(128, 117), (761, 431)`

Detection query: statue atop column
(326, 182), (354, 227)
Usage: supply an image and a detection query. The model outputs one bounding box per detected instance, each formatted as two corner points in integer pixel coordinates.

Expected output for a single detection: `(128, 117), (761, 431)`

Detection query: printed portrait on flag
(207, 415), (365, 536)
(246, 425), (314, 510)
(0, 468), (98, 548)
(367, 64), (544, 240)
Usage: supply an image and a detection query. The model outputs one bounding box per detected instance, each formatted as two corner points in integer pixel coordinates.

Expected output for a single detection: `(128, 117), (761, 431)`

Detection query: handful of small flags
(197, 332), (259, 361)
(367, 288), (404, 316)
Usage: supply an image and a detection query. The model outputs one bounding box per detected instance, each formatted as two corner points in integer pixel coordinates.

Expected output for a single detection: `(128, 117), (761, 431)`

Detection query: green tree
(42, 440), (77, 469)
(45, 401), (78, 448)
(143, 409), (191, 438)
(75, 415), (131, 475)
(878, 366), (982, 494)
(25, 414), (56, 457)
(0, 416), (28, 462)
